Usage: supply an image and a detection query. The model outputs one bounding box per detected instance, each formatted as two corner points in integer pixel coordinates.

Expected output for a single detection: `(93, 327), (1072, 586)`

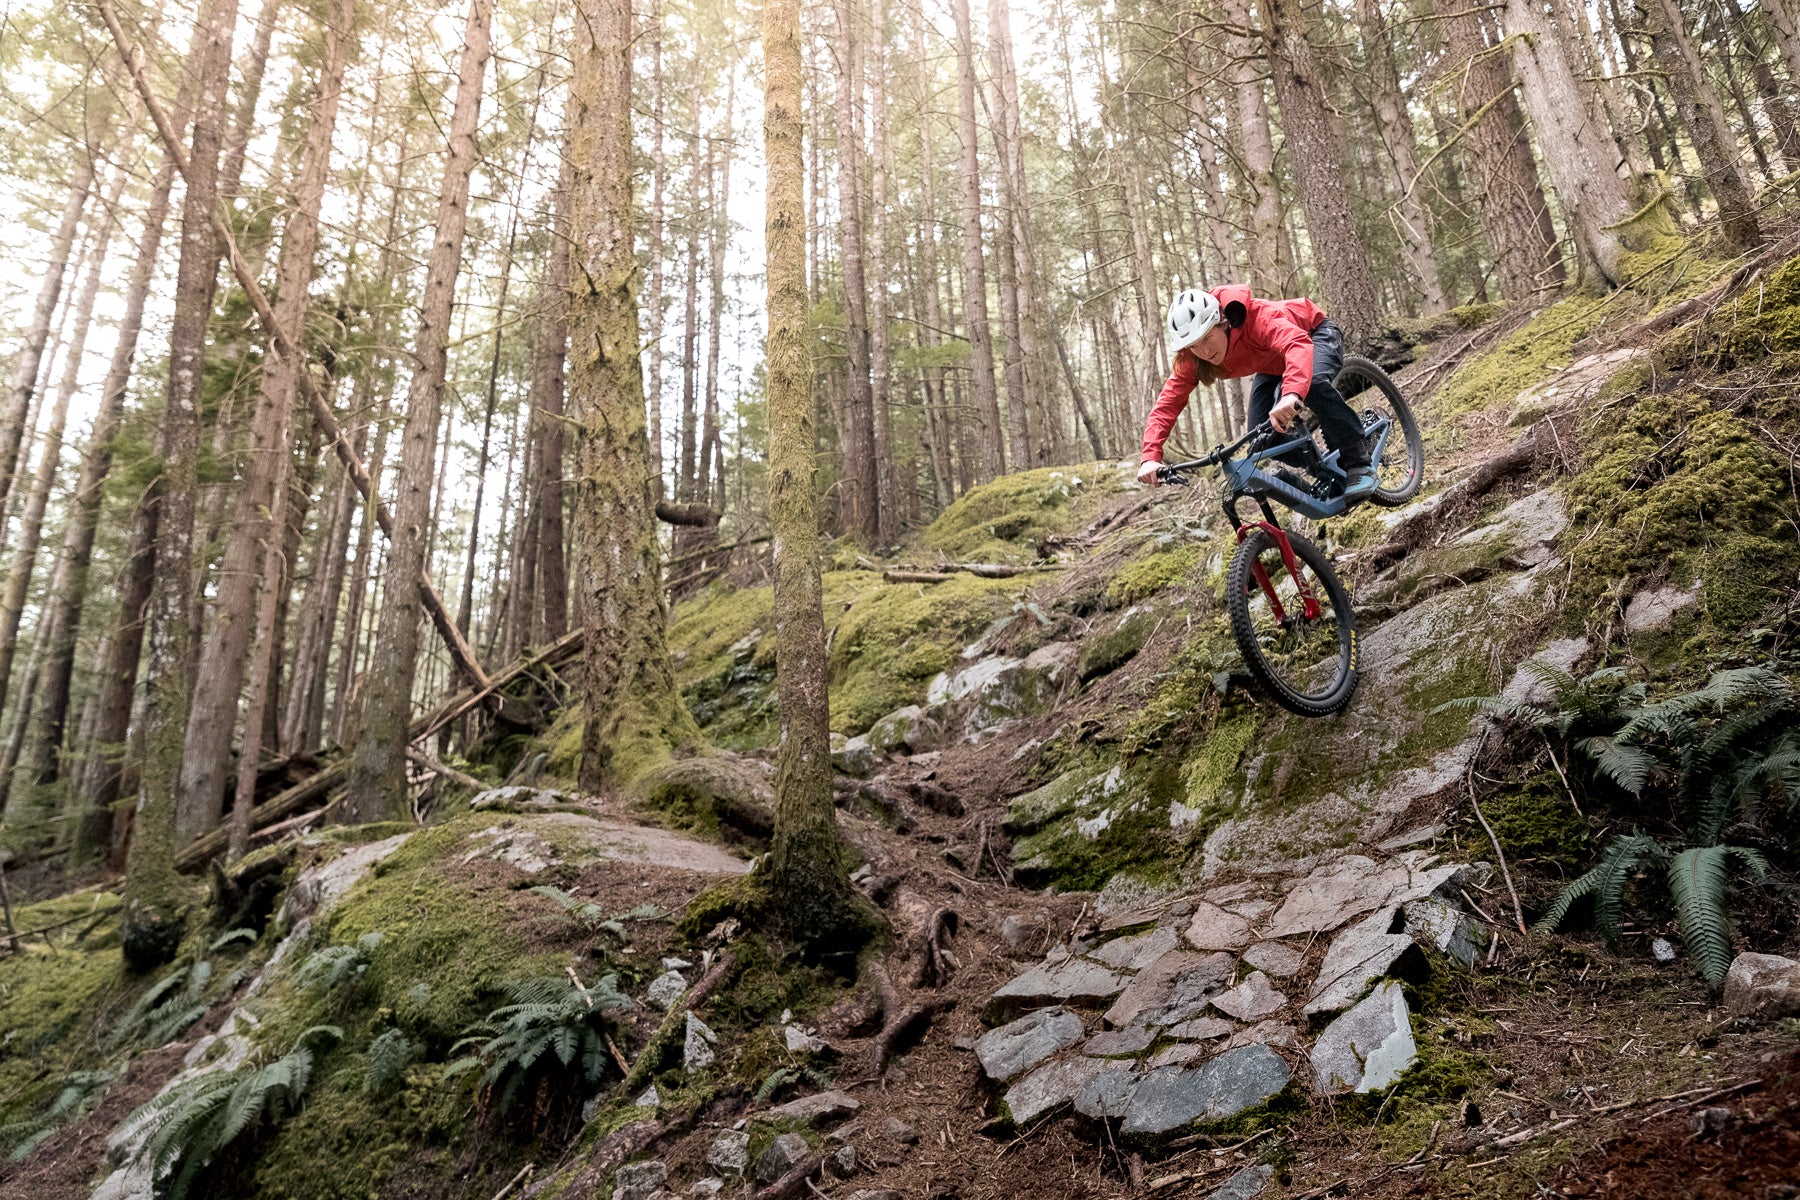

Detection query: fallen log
(662, 533), (771, 572)
(406, 748), (486, 792)
(655, 500), (719, 527)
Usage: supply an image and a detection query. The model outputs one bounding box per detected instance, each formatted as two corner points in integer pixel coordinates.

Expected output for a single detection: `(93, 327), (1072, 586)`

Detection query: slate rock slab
(1211, 972), (1285, 1021)
(1240, 941), (1305, 979)
(1403, 897), (1487, 966)
(1091, 925), (1180, 970)
(1268, 853), (1459, 938)
(684, 1012), (717, 1071)
(706, 1131), (750, 1173)
(1724, 952), (1800, 1020)
(1118, 1045), (1292, 1135)
(1084, 1026), (1155, 1057)
(1306, 907), (1415, 1016)
(1224, 1021), (1297, 1052)
(993, 958), (1129, 1016)
(1311, 980), (1417, 1094)
(1164, 1016), (1234, 1041)
(1184, 901), (1254, 952)
(756, 1133), (812, 1183)
(977, 1007), (1085, 1082)
(1146, 1043), (1209, 1069)
(614, 1160), (668, 1200)
(1205, 1164), (1273, 1200)
(1106, 951), (1234, 1028)
(1004, 1056), (1113, 1124)
(766, 1090), (861, 1126)
(1073, 1067), (1140, 1118)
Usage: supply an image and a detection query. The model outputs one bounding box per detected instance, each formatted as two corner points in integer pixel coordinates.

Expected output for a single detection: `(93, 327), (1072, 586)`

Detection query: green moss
(1118, 616), (1236, 757)
(1103, 546), (1201, 609)
(1007, 760), (1183, 891)
(1567, 391), (1790, 591)
(829, 571), (1031, 733)
(1178, 712), (1259, 827)
(0, 931), (126, 1102)
(1432, 297), (1615, 418)
(1701, 533), (1799, 629)
(923, 462), (1122, 563)
(1471, 777), (1591, 874)
(1708, 253), (1800, 365)
(1076, 605), (1160, 683)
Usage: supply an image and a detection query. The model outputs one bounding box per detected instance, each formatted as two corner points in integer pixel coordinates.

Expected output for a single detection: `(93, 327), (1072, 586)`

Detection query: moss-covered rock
(1077, 605), (1161, 682)
(1701, 532), (1800, 629)
(1104, 545), (1201, 609)
(923, 462), (1125, 563)
(1004, 760), (1184, 892)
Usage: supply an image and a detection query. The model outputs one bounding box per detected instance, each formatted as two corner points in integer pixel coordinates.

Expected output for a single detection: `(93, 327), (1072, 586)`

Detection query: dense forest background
(0, 0), (1796, 901)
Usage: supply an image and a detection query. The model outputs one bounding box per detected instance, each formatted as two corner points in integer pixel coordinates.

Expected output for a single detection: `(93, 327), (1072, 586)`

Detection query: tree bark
(701, 86), (734, 521)
(765, 0), (854, 943)
(834, 0), (879, 540)
(124, 0), (242, 968)
(177, 0), (353, 843)
(0, 163), (91, 525)
(342, 0), (493, 824)
(1262, 0), (1383, 347)
(1354, 0), (1448, 314)
(950, 0), (1004, 481)
(647, 0), (667, 498)
(869, 0), (898, 535)
(535, 151), (572, 643)
(913, 21), (956, 507)
(1722, 0), (1799, 170)
(1501, 0), (1638, 289)
(1641, 0), (1761, 252)
(1767, 0), (1800, 86)
(1220, 0), (1283, 294)
(565, 0), (701, 794)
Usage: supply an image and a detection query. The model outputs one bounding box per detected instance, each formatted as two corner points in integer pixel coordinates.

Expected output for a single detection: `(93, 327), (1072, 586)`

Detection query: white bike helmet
(1165, 287), (1221, 353)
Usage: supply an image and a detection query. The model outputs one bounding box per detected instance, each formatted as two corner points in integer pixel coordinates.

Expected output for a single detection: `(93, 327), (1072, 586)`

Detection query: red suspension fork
(1235, 520), (1321, 622)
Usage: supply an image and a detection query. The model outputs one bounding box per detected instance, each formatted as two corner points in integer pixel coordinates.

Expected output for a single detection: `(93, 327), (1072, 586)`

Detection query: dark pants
(1246, 318), (1369, 469)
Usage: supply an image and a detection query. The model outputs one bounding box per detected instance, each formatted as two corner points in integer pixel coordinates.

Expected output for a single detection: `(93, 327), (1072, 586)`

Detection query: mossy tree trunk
(124, 0), (242, 968)
(565, 0), (700, 794)
(342, 0), (493, 823)
(764, 0), (856, 942)
(950, 0), (1004, 482)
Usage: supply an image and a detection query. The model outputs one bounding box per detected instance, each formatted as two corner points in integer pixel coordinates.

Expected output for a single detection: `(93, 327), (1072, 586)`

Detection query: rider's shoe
(1341, 467), (1380, 502)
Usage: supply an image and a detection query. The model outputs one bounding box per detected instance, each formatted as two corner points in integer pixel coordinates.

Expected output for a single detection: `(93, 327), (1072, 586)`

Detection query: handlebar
(1155, 421), (1275, 486)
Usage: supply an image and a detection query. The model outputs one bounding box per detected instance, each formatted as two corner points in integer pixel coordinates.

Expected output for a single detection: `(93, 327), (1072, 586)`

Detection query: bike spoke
(1241, 551), (1344, 696)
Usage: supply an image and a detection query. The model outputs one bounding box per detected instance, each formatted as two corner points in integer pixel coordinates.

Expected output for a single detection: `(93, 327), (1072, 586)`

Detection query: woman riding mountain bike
(1139, 283), (1376, 500)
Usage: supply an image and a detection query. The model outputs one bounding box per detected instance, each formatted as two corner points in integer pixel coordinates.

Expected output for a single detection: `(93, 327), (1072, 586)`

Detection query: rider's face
(1194, 325), (1228, 364)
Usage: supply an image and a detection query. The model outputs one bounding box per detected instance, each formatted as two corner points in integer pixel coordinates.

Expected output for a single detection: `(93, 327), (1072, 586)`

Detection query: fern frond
(1431, 693), (1552, 726)
(365, 1030), (414, 1096)
(1667, 847), (1735, 987)
(208, 928), (257, 952)
(1575, 737), (1656, 796)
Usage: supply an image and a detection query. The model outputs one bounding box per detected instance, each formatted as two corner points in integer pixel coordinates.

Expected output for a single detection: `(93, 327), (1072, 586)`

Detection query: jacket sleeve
(1141, 352), (1199, 462)
(1264, 309), (1318, 400)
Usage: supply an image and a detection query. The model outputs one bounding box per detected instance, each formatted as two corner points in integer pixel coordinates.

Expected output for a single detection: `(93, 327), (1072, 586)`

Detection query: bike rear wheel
(1226, 527), (1358, 716)
(1334, 354), (1422, 507)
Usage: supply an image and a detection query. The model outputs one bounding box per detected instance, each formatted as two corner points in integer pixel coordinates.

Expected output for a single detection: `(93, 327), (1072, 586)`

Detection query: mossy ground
(921, 462), (1124, 563)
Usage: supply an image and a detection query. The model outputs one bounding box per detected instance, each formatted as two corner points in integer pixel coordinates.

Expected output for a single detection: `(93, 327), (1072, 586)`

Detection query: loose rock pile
(977, 849), (1492, 1138)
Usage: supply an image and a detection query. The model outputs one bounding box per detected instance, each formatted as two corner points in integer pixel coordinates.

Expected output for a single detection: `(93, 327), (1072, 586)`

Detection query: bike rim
(1337, 366), (1417, 497)
(1239, 544), (1352, 702)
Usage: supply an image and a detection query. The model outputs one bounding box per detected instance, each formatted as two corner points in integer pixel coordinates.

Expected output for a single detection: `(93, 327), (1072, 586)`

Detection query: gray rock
(1311, 981), (1417, 1094)
(993, 958), (1129, 1015)
(1118, 1045), (1292, 1135)
(1146, 1043), (1209, 1069)
(865, 705), (944, 754)
(1624, 583), (1700, 634)
(684, 1012), (717, 1071)
(1205, 1164), (1274, 1200)
(1508, 347), (1648, 428)
(1183, 901), (1254, 952)
(1723, 952), (1800, 1020)
(1004, 1056), (1113, 1124)
(1267, 854), (1459, 938)
(1077, 606), (1159, 681)
(848, 1192), (904, 1200)
(1084, 1026), (1154, 1057)
(880, 1117), (918, 1145)
(830, 733), (878, 778)
(976, 1007), (1086, 1081)
(1164, 1016), (1234, 1041)
(647, 970), (688, 1010)
(755, 1133), (812, 1184)
(1305, 907), (1415, 1017)
(1210, 972), (1285, 1021)
(634, 1085), (660, 1108)
(784, 1025), (829, 1054)
(1073, 1067), (1140, 1118)
(1106, 951), (1234, 1028)
(1402, 897), (1487, 966)
(1000, 914), (1040, 955)
(1651, 937), (1678, 963)
(1019, 642), (1080, 708)
(1224, 1021), (1297, 1051)
(706, 1130), (750, 1173)
(830, 1145), (858, 1176)
(1091, 925), (1181, 970)
(690, 1179), (724, 1197)
(613, 1160), (668, 1200)
(470, 785), (575, 811)
(765, 1090), (861, 1126)
(1240, 941), (1305, 979)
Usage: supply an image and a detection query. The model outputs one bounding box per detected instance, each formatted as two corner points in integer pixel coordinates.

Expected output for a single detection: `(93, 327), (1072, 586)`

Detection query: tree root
(752, 1154), (824, 1200)
(866, 962), (958, 1072)
(620, 950), (739, 1096)
(912, 907), (960, 988)
(1354, 422), (1550, 573)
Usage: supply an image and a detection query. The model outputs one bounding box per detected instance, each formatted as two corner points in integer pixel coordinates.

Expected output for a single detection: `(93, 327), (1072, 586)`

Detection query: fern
(125, 1026), (340, 1200)
(451, 975), (631, 1113)
(1535, 833), (1665, 944)
(108, 960), (214, 1051)
(364, 1030), (415, 1096)
(754, 1064), (833, 1102)
(291, 931), (385, 995)
(1666, 846), (1770, 987)
(0, 1071), (113, 1159)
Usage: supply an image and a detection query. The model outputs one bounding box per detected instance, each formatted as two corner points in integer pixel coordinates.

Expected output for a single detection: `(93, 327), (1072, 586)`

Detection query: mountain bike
(1156, 355), (1422, 717)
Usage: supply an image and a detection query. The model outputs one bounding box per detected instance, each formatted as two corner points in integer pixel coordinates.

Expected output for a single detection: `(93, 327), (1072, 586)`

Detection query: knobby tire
(1226, 528), (1358, 717)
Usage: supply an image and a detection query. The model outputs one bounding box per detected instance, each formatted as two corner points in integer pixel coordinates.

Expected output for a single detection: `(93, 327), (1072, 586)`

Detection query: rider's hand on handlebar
(1269, 393), (1303, 433)
(1137, 458), (1163, 488)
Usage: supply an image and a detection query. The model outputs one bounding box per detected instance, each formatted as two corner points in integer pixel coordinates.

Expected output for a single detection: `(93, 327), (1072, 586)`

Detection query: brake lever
(1156, 466), (1190, 487)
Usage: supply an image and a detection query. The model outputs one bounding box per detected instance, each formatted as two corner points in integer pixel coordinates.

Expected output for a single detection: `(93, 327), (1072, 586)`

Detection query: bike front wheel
(1334, 354), (1422, 507)
(1226, 527), (1359, 717)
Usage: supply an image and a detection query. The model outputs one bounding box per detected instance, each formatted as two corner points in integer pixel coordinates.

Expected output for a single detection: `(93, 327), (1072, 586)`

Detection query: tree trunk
(177, 0), (352, 843)
(913, 22), (956, 507)
(535, 150), (572, 643)
(764, 0), (855, 943)
(647, 0), (667, 499)
(0, 164), (91, 524)
(1767, 0), (1800, 86)
(459, 207), (525, 641)
(701, 87), (734, 521)
(342, 0), (493, 824)
(124, 0), (242, 968)
(679, 136), (701, 509)
(1642, 0), (1761, 252)
(1220, 0), (1282, 293)
(1502, 0), (1638, 289)
(869, 0), (898, 536)
(834, 0), (879, 540)
(1354, 0), (1447, 314)
(565, 0), (700, 794)
(1262, 0), (1383, 347)
(1722, 0), (1799, 169)
(1433, 0), (1565, 298)
(950, 0), (1004, 481)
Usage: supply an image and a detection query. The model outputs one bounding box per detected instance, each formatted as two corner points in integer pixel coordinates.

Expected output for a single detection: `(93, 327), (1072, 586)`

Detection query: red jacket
(1140, 285), (1326, 462)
